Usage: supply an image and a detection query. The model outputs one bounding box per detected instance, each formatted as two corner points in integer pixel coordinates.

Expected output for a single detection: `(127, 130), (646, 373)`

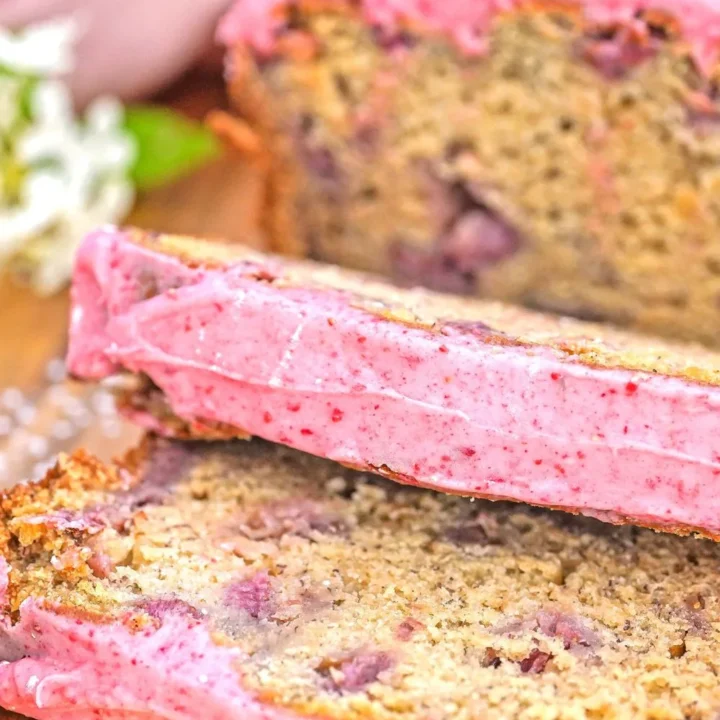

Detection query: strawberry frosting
(66, 228), (720, 537)
(0, 595), (306, 719)
(217, 0), (720, 74)
(0, 555), (309, 720)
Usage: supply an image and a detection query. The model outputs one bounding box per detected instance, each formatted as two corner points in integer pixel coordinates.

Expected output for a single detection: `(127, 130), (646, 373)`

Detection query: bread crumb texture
(229, 2), (720, 347)
(3, 438), (720, 719)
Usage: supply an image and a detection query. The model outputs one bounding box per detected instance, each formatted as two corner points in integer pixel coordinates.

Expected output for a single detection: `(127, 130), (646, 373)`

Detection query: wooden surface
(0, 69), (260, 488)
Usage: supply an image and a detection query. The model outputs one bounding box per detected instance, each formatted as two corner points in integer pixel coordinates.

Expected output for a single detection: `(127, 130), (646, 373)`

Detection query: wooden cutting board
(0, 69), (261, 490)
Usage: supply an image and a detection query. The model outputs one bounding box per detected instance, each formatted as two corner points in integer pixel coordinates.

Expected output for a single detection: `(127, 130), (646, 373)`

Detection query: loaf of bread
(217, 0), (720, 346)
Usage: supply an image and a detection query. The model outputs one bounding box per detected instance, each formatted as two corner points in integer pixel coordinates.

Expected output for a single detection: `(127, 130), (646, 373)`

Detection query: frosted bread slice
(216, 0), (720, 348)
(68, 227), (720, 537)
(3, 437), (720, 719)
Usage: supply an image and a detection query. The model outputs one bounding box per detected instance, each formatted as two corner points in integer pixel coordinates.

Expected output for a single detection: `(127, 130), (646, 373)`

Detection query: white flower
(0, 17), (136, 294)
(21, 177), (134, 294)
(20, 82), (135, 212)
(1, 77), (135, 292)
(0, 171), (65, 259)
(0, 17), (77, 75)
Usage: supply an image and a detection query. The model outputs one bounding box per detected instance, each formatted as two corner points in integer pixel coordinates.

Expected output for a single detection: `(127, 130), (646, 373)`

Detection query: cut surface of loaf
(68, 227), (720, 537)
(218, 0), (720, 347)
(3, 437), (720, 719)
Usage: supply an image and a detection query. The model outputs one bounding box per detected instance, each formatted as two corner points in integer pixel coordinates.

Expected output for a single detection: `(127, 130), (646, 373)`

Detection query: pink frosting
(0, 597), (309, 720)
(217, 0), (720, 74)
(68, 228), (720, 535)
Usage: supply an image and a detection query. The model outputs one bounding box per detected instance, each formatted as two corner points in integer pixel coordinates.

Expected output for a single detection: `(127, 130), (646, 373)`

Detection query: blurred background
(0, 11), (259, 488)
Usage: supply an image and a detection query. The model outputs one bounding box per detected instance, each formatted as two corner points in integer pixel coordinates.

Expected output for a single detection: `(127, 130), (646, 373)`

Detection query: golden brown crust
(0, 442), (153, 615)
(0, 449), (124, 541)
(221, 45), (306, 258)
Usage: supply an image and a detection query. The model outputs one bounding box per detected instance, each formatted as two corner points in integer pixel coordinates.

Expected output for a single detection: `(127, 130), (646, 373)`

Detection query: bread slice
(68, 227), (720, 537)
(216, 0), (720, 347)
(3, 436), (720, 719)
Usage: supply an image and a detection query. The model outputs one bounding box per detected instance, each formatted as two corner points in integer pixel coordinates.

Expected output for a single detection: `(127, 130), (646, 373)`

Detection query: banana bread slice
(66, 227), (720, 537)
(217, 0), (720, 346)
(3, 436), (720, 719)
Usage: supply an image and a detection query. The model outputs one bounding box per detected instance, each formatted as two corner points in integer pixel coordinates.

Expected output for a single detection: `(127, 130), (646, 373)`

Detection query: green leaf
(18, 76), (38, 120)
(123, 105), (220, 191)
